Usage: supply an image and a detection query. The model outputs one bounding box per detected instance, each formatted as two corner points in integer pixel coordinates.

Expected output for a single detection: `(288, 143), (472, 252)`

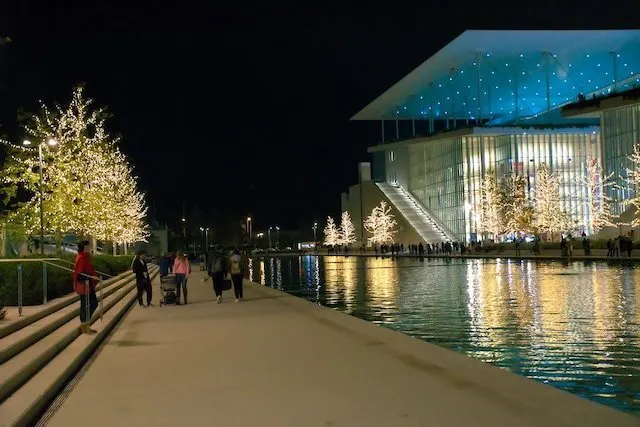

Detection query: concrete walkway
(47, 270), (638, 426)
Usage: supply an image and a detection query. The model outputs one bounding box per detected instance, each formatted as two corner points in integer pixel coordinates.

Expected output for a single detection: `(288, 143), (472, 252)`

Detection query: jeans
(137, 277), (152, 305)
(232, 274), (243, 299)
(79, 290), (98, 323)
(175, 274), (187, 302)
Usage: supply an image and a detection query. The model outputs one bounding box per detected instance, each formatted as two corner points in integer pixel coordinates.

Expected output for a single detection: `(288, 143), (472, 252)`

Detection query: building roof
(562, 86), (640, 117)
(352, 30), (640, 125)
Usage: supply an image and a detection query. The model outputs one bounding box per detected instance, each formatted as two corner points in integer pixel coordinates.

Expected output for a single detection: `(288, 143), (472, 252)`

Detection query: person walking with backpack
(173, 253), (190, 305)
(230, 249), (244, 302)
(208, 249), (229, 303)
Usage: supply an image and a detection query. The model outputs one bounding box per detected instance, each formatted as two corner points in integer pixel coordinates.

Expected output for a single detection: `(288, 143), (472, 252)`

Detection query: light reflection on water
(250, 255), (640, 415)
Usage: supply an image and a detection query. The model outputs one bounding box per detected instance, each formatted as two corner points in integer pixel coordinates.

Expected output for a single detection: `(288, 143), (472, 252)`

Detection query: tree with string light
(532, 163), (571, 239)
(339, 211), (357, 246)
(477, 170), (505, 239)
(364, 201), (397, 245)
(1, 86), (149, 251)
(579, 155), (617, 234)
(323, 216), (340, 247)
(500, 173), (532, 235)
(625, 145), (640, 227)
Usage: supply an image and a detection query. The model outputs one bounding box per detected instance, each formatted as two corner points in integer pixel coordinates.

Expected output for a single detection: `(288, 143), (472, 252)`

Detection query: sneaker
(87, 328), (98, 335)
(216, 296), (221, 304)
(235, 299), (239, 303)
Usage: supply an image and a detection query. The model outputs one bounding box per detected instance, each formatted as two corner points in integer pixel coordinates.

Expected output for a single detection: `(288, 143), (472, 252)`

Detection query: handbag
(222, 274), (232, 291)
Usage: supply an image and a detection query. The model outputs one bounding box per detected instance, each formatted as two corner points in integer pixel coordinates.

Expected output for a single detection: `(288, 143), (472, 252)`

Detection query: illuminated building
(347, 30), (640, 242)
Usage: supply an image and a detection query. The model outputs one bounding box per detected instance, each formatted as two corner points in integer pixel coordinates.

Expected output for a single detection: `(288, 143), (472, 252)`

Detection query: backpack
(230, 258), (241, 275)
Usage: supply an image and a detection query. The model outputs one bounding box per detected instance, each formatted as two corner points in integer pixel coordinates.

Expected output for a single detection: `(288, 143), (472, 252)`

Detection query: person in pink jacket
(173, 253), (191, 305)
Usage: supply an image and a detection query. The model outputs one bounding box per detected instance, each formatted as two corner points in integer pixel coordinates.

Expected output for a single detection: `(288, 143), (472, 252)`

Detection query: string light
(1, 86), (149, 248)
(339, 211), (357, 245)
(323, 216), (340, 247)
(364, 201), (398, 245)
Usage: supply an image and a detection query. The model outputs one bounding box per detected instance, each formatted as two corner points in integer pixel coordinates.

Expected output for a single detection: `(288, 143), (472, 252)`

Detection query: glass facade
(405, 129), (603, 242)
(602, 105), (640, 215)
(408, 137), (465, 240)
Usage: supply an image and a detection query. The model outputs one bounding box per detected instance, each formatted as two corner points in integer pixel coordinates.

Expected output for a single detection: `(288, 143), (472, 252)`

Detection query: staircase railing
(380, 182), (457, 242)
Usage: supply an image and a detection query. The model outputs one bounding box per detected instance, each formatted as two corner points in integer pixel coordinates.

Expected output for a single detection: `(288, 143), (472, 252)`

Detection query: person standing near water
(230, 249), (244, 302)
(73, 240), (98, 334)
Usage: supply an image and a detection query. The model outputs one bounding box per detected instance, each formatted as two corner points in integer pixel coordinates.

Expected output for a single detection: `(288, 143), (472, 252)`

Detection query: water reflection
(250, 256), (640, 415)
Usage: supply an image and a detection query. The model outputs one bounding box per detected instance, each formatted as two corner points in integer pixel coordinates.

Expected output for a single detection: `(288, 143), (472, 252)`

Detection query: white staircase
(376, 182), (456, 243)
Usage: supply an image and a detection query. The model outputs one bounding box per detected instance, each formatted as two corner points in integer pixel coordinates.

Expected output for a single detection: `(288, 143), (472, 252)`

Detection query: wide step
(0, 267), (158, 427)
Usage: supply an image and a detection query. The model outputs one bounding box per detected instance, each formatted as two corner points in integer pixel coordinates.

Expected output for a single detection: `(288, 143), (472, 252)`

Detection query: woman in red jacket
(74, 240), (98, 334)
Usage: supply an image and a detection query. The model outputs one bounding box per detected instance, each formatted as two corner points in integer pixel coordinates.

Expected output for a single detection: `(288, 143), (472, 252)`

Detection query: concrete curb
(0, 272), (135, 340)
(5, 270), (158, 427)
(243, 281), (639, 425)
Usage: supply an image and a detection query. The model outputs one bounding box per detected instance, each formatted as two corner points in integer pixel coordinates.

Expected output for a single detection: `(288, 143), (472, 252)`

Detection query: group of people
(71, 243), (247, 335)
(607, 236), (634, 258)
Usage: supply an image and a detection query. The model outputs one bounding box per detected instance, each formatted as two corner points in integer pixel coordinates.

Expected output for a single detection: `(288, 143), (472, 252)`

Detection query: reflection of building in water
(324, 256), (341, 306)
(340, 258), (358, 313)
(275, 259), (282, 290)
(259, 259), (265, 286)
(269, 258), (275, 287)
(365, 257), (398, 324)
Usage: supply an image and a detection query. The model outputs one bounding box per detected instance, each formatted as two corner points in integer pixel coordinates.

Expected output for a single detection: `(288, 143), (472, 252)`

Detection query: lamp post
(23, 138), (58, 255)
(313, 222), (318, 251)
(275, 226), (280, 249)
(246, 217), (252, 245)
(268, 227), (273, 249)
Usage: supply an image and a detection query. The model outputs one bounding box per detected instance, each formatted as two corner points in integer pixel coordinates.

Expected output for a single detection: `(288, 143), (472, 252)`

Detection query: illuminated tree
(532, 163), (571, 239)
(0, 86), (149, 250)
(323, 216), (340, 247)
(477, 170), (504, 239)
(339, 211), (356, 246)
(626, 145), (640, 227)
(579, 155), (617, 233)
(364, 201), (397, 245)
(500, 173), (532, 235)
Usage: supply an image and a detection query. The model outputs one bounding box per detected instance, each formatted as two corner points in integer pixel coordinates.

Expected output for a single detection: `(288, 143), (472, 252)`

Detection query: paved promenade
(47, 269), (638, 426)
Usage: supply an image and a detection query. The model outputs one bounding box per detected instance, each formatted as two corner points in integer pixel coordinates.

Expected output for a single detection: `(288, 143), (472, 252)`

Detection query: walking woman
(230, 249), (244, 302)
(208, 249), (229, 304)
(173, 253), (191, 305)
(73, 240), (98, 334)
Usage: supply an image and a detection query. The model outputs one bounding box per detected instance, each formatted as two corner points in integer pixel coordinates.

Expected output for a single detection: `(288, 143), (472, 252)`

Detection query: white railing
(377, 182), (457, 243)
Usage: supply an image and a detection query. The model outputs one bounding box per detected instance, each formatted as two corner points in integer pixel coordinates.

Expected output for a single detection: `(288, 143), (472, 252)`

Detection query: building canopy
(352, 30), (640, 126)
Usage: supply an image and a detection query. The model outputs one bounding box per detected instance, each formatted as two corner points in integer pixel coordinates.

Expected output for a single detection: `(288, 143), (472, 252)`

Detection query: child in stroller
(159, 275), (178, 306)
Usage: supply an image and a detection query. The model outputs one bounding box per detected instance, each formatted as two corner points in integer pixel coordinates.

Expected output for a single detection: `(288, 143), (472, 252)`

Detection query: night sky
(1, 2), (638, 233)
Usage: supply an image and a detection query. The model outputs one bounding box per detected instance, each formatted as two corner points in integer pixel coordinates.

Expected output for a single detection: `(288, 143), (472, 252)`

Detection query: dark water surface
(248, 255), (640, 415)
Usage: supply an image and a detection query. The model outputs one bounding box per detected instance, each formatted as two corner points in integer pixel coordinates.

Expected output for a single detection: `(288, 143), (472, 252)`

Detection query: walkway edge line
(9, 270), (158, 427)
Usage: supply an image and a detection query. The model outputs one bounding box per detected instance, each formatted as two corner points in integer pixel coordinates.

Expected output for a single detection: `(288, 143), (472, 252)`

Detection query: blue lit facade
(355, 30), (640, 242)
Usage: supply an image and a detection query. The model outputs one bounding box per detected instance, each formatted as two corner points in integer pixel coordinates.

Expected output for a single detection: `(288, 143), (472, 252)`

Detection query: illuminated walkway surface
(48, 270), (637, 426)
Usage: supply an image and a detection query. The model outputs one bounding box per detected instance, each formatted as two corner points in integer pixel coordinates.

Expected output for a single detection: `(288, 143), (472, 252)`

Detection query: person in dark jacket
(132, 250), (152, 307)
(74, 240), (98, 334)
(208, 250), (229, 303)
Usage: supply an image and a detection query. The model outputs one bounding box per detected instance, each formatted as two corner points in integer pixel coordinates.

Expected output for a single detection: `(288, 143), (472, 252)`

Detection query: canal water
(248, 255), (640, 415)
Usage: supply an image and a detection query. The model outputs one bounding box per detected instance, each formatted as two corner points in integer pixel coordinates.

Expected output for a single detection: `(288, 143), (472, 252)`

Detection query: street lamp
(23, 138), (58, 255)
(268, 227), (273, 249)
(312, 222), (318, 251)
(275, 226), (280, 249)
(246, 217), (252, 245)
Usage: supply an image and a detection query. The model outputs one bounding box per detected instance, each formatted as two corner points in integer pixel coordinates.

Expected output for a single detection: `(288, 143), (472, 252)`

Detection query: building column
(476, 52), (482, 124)
(611, 51), (619, 91)
(544, 52), (551, 112)
(395, 117), (399, 140)
(381, 119), (385, 143)
(428, 82), (435, 133)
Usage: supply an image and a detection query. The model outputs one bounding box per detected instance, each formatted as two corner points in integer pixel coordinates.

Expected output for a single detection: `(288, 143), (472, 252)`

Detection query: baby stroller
(159, 275), (178, 306)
